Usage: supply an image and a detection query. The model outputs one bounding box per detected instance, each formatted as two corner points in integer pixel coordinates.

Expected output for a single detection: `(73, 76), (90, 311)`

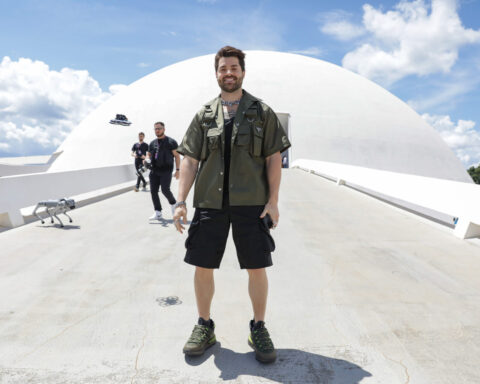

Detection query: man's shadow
(185, 342), (372, 383)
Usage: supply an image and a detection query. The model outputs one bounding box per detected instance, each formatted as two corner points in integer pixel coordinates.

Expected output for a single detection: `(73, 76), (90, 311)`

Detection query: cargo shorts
(184, 205), (275, 269)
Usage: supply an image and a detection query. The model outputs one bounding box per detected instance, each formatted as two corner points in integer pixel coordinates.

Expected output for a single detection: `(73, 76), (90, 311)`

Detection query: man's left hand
(260, 201), (279, 229)
(173, 206), (187, 233)
(174, 170), (180, 180)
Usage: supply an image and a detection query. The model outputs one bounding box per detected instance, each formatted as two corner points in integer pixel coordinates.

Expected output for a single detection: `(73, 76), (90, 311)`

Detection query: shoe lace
(252, 326), (274, 350)
(189, 325), (210, 344)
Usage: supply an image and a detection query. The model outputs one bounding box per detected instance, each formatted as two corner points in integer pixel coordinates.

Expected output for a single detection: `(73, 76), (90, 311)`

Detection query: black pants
(135, 158), (146, 188)
(149, 170), (176, 211)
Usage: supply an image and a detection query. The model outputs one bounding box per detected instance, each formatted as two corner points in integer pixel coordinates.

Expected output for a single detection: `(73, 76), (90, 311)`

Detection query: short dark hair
(154, 121), (165, 128)
(215, 46), (246, 72)
(139, 132), (145, 136)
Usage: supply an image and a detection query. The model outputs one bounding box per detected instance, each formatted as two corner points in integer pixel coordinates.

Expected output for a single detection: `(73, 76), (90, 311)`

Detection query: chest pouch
(235, 125), (250, 146)
(245, 105), (264, 157)
(207, 127), (222, 151)
(200, 106), (216, 161)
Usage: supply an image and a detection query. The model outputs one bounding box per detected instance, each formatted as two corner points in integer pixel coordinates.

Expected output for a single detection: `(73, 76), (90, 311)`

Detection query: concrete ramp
(0, 169), (479, 383)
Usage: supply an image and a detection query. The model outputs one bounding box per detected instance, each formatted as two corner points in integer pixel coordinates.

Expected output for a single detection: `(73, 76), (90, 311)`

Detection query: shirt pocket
(252, 125), (264, 157)
(235, 125), (250, 147)
(207, 127), (222, 151)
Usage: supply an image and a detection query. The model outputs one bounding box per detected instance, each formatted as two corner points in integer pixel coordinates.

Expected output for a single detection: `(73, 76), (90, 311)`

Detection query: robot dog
(33, 198), (76, 227)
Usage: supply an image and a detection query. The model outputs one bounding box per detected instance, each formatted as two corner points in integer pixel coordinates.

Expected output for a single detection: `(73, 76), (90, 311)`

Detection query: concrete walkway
(1, 169), (479, 383)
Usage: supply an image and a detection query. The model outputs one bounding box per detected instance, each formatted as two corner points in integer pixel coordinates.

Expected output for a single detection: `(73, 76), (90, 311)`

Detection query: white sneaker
(149, 211), (162, 220)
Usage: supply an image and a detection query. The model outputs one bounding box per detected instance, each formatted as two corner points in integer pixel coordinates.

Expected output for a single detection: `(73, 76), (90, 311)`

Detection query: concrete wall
(292, 159), (480, 239)
(0, 152), (62, 177)
(0, 163), (136, 227)
(0, 163), (51, 177)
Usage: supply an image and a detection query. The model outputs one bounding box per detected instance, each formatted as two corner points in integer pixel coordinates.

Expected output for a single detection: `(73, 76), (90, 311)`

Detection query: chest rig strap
(200, 105), (216, 161)
(245, 102), (264, 157)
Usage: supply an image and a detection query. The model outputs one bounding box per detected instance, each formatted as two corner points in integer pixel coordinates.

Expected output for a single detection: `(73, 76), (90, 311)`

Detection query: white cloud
(337, 0), (480, 85)
(423, 113), (480, 166)
(407, 75), (478, 111)
(322, 21), (365, 41)
(318, 10), (365, 41)
(108, 83), (128, 95)
(289, 47), (324, 57)
(137, 62), (151, 68)
(0, 56), (124, 157)
(317, 10), (365, 41)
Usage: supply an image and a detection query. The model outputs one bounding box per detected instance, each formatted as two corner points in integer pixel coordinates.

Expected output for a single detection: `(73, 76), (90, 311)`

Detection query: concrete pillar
(0, 210), (25, 228)
(453, 219), (480, 239)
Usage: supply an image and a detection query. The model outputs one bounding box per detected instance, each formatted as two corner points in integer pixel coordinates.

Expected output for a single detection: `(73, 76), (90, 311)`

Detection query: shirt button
(220, 172), (223, 175)
(218, 188), (222, 191)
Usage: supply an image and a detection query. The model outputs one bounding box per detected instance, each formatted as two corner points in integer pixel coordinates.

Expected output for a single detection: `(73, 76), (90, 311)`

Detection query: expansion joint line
(131, 329), (147, 384)
(382, 352), (410, 384)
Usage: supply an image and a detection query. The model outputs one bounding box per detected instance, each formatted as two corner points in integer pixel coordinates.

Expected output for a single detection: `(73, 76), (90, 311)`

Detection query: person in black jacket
(131, 132), (149, 191)
(146, 121), (181, 220)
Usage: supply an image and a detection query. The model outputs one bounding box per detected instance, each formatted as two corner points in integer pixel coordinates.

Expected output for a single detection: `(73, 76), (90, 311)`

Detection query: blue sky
(1, 0), (480, 166)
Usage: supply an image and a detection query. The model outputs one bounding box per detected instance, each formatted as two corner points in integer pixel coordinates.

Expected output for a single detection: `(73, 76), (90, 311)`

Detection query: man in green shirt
(174, 46), (291, 363)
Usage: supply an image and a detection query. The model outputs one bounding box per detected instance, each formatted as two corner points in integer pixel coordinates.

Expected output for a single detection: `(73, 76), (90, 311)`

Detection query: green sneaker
(183, 319), (216, 356)
(248, 320), (276, 363)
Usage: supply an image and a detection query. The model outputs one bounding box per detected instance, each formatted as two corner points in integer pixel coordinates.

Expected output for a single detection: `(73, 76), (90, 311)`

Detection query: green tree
(467, 165), (480, 184)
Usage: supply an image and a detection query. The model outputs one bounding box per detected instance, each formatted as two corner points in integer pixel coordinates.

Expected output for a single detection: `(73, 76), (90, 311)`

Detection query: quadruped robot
(33, 198), (76, 227)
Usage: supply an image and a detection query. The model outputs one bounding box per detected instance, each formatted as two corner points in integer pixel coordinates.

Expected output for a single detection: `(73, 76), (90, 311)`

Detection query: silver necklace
(221, 99), (240, 107)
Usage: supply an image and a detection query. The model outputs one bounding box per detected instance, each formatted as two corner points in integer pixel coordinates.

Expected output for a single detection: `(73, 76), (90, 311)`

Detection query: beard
(218, 75), (243, 93)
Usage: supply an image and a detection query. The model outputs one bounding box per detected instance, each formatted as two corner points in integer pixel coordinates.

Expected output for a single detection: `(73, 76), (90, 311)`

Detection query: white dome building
(49, 51), (471, 183)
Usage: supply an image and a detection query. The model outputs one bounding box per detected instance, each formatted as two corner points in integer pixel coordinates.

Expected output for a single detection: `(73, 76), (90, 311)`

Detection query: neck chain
(221, 99), (241, 107)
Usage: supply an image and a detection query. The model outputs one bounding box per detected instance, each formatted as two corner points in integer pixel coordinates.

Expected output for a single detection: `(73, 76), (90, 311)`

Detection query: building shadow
(185, 342), (372, 383)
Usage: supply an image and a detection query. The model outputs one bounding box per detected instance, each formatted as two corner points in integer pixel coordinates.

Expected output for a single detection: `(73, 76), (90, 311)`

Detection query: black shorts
(184, 205), (275, 269)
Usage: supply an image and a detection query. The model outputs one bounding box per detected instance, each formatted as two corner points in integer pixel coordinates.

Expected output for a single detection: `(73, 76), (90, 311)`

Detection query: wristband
(176, 168), (180, 171)
(174, 201), (186, 209)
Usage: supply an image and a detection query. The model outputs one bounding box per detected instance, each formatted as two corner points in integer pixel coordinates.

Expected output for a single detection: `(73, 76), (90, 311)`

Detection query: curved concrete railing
(0, 151), (63, 177)
(292, 159), (480, 239)
(0, 163), (136, 228)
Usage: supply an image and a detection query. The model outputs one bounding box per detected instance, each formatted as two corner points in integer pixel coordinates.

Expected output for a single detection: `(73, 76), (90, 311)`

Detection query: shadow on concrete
(149, 219), (191, 228)
(156, 295), (183, 307)
(36, 224), (81, 230)
(185, 342), (372, 383)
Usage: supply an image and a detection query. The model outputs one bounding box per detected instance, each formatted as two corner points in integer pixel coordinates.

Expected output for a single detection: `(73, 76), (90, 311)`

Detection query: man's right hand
(173, 206), (188, 233)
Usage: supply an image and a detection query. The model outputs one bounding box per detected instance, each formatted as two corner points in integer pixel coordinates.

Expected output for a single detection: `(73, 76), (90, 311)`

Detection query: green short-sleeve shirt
(177, 90), (291, 209)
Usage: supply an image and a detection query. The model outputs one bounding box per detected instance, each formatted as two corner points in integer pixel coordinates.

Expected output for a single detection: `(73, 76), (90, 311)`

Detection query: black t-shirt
(148, 136), (178, 172)
(223, 118), (234, 205)
(132, 142), (148, 159)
